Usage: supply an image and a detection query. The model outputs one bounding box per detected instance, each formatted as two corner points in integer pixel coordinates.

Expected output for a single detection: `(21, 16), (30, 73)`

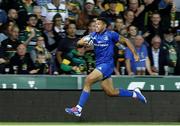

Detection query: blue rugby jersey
(90, 30), (120, 65)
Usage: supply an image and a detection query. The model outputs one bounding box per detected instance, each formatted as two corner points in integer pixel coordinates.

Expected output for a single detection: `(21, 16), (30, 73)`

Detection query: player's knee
(85, 76), (95, 84)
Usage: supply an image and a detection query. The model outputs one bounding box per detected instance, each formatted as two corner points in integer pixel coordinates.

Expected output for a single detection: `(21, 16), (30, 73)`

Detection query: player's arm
(118, 36), (139, 61)
(77, 38), (86, 46)
(77, 35), (93, 46)
(125, 59), (134, 75)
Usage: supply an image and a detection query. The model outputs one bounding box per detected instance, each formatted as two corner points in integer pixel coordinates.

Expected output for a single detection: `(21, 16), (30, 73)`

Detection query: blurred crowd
(0, 0), (180, 75)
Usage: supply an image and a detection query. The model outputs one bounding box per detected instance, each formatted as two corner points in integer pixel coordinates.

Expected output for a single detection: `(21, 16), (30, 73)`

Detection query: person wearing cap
(65, 17), (147, 117)
(76, 0), (99, 30)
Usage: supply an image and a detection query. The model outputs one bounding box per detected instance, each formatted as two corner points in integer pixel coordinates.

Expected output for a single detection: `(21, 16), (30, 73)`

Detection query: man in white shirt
(148, 35), (163, 75)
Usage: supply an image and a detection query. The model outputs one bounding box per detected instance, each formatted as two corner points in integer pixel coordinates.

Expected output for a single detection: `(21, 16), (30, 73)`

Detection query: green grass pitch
(0, 122), (180, 126)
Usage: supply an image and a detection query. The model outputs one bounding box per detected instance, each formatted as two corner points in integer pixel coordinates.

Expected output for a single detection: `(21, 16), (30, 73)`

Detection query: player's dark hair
(96, 17), (110, 27)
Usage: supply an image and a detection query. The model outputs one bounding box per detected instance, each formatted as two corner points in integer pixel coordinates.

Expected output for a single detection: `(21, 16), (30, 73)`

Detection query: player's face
(95, 20), (106, 33)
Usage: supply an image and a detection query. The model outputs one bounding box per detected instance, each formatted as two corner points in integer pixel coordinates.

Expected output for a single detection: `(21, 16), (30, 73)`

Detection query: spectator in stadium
(34, 53), (50, 74)
(127, 25), (139, 45)
(114, 17), (126, 35)
(11, 0), (37, 30)
(92, 0), (105, 15)
(41, 0), (68, 21)
(103, 0), (125, 13)
(52, 13), (66, 39)
(127, 0), (144, 17)
(33, 6), (43, 30)
(42, 19), (59, 74)
(30, 36), (51, 74)
(67, 1), (81, 22)
(148, 35), (164, 75)
(7, 9), (18, 24)
(83, 20), (96, 35)
(1, 25), (21, 60)
(19, 14), (42, 50)
(139, 0), (160, 31)
(0, 20), (15, 43)
(123, 10), (135, 28)
(126, 0), (146, 30)
(42, 19), (57, 52)
(76, 0), (98, 30)
(100, 0), (122, 29)
(143, 12), (165, 44)
(9, 44), (37, 74)
(56, 22), (79, 73)
(161, 28), (178, 75)
(60, 45), (86, 75)
(125, 35), (154, 75)
(30, 36), (51, 63)
(158, 0), (174, 30)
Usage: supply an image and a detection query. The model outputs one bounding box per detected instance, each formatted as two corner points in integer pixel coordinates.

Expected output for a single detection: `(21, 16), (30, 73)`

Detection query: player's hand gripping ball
(83, 35), (94, 46)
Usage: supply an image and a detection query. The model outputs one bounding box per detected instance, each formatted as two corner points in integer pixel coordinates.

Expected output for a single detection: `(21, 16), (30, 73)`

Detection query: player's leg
(101, 78), (147, 103)
(77, 69), (103, 108)
(65, 69), (103, 117)
(100, 78), (133, 97)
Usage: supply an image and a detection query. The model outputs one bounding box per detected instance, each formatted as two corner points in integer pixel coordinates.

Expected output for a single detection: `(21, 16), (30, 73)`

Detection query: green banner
(0, 75), (179, 91)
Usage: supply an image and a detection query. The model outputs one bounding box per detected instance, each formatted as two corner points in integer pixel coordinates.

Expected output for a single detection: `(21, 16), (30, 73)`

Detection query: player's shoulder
(106, 30), (119, 35)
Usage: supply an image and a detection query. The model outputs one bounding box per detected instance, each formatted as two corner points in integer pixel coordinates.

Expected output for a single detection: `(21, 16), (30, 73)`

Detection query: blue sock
(119, 88), (133, 97)
(78, 91), (90, 108)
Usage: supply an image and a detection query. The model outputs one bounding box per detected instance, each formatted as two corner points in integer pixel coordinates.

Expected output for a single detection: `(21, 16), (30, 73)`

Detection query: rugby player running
(65, 17), (147, 117)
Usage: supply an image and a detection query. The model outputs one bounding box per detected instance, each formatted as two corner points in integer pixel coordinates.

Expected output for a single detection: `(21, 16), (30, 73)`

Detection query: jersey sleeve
(89, 32), (96, 38)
